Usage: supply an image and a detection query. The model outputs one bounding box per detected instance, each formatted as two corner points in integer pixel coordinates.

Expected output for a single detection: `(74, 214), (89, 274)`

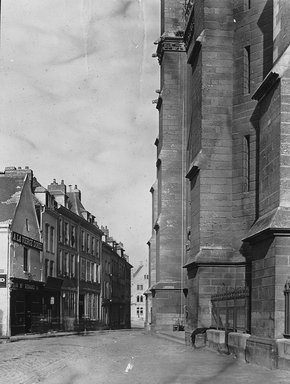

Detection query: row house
(0, 166), (130, 337)
(101, 227), (132, 329)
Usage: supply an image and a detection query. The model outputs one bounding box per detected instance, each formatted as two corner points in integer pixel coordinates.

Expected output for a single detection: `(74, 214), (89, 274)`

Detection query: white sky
(0, 0), (160, 267)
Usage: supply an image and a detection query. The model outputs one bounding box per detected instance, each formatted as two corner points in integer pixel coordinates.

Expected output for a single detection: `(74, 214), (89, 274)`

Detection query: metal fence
(211, 286), (250, 333)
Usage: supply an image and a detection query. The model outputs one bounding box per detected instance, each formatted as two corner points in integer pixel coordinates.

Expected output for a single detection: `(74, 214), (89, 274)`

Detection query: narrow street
(1, 329), (290, 384)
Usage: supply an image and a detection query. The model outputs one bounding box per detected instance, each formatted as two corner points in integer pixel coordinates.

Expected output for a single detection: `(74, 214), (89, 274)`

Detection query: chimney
(47, 179), (68, 207)
(73, 184), (81, 201)
(101, 225), (109, 242)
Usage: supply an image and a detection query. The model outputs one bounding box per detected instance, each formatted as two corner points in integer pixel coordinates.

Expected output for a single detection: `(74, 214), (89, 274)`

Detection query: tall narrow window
(50, 226), (54, 253)
(49, 260), (54, 276)
(91, 262), (95, 282)
(71, 254), (75, 277)
(23, 247), (28, 272)
(81, 231), (85, 251)
(86, 260), (91, 281)
(64, 223), (69, 245)
(71, 226), (76, 248)
(45, 223), (49, 252)
(58, 250), (63, 275)
(243, 135), (251, 192)
(64, 252), (69, 275)
(81, 258), (86, 280)
(87, 234), (90, 253)
(244, 46), (251, 94)
(59, 219), (63, 243)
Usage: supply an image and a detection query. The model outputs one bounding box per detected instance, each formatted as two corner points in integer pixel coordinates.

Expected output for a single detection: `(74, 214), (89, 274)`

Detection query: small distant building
(131, 260), (149, 328)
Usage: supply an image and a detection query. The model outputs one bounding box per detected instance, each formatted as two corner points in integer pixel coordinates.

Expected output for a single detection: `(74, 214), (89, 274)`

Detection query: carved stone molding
(155, 34), (186, 64)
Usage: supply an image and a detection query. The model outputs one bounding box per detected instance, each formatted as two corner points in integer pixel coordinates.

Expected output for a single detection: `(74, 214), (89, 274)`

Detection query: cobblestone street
(1, 330), (290, 384)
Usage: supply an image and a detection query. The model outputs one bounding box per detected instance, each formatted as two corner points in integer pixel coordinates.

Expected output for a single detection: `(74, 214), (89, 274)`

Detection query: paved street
(1, 330), (290, 384)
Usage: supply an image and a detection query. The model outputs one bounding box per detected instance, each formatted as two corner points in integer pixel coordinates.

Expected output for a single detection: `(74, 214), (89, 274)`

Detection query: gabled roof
(0, 175), (25, 224)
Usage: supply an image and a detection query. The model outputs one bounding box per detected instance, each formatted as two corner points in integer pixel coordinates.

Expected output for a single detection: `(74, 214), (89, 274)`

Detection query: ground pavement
(1, 329), (290, 383)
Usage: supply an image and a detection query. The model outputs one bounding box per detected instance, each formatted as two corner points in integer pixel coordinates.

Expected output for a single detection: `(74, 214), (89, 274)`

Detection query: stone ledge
(277, 338), (290, 370)
(206, 329), (226, 352)
(246, 336), (278, 369)
(228, 332), (251, 360)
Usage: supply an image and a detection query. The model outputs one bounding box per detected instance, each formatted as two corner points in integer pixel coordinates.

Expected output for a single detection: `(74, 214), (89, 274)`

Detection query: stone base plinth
(246, 336), (278, 369)
(206, 329), (226, 352)
(228, 332), (251, 360)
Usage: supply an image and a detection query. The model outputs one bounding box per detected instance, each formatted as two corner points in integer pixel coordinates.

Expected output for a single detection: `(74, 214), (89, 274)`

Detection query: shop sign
(0, 275), (6, 288)
(12, 232), (43, 251)
(11, 281), (39, 291)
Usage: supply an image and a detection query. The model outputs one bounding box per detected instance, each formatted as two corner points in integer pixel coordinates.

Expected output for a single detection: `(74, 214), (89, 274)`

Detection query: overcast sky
(0, 0), (160, 267)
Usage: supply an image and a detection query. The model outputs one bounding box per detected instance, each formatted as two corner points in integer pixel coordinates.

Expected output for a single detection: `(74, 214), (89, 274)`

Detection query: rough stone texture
(150, 0), (290, 368)
(206, 329), (226, 352)
(277, 339), (290, 370)
(246, 336), (278, 370)
(149, 0), (187, 330)
(228, 332), (251, 360)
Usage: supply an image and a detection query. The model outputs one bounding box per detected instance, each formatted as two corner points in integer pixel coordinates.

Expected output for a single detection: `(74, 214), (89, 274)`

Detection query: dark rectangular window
(244, 46), (251, 94)
(70, 254), (75, 277)
(23, 247), (28, 272)
(64, 223), (69, 245)
(49, 260), (54, 277)
(71, 226), (76, 248)
(59, 219), (63, 243)
(243, 135), (251, 192)
(50, 226), (54, 253)
(58, 250), (62, 275)
(45, 223), (49, 252)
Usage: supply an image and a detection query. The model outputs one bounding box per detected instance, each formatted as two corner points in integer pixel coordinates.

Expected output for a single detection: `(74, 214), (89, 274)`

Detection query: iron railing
(211, 286), (250, 333)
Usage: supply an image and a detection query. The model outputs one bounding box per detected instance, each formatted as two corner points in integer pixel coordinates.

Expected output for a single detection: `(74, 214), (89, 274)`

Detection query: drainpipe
(7, 227), (11, 338)
(76, 222), (80, 327)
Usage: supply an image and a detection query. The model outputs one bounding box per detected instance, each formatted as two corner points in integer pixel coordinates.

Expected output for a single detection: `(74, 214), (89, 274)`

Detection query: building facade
(131, 260), (149, 328)
(0, 167), (43, 336)
(149, 0), (290, 369)
(101, 227), (132, 329)
(0, 166), (131, 336)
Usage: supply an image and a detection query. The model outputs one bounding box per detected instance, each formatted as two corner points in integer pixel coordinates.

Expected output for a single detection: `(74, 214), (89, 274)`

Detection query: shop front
(10, 278), (44, 336)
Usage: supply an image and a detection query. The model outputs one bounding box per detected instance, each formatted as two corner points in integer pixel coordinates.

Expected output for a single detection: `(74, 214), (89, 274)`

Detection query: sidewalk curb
(155, 331), (186, 345)
(0, 328), (142, 344)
